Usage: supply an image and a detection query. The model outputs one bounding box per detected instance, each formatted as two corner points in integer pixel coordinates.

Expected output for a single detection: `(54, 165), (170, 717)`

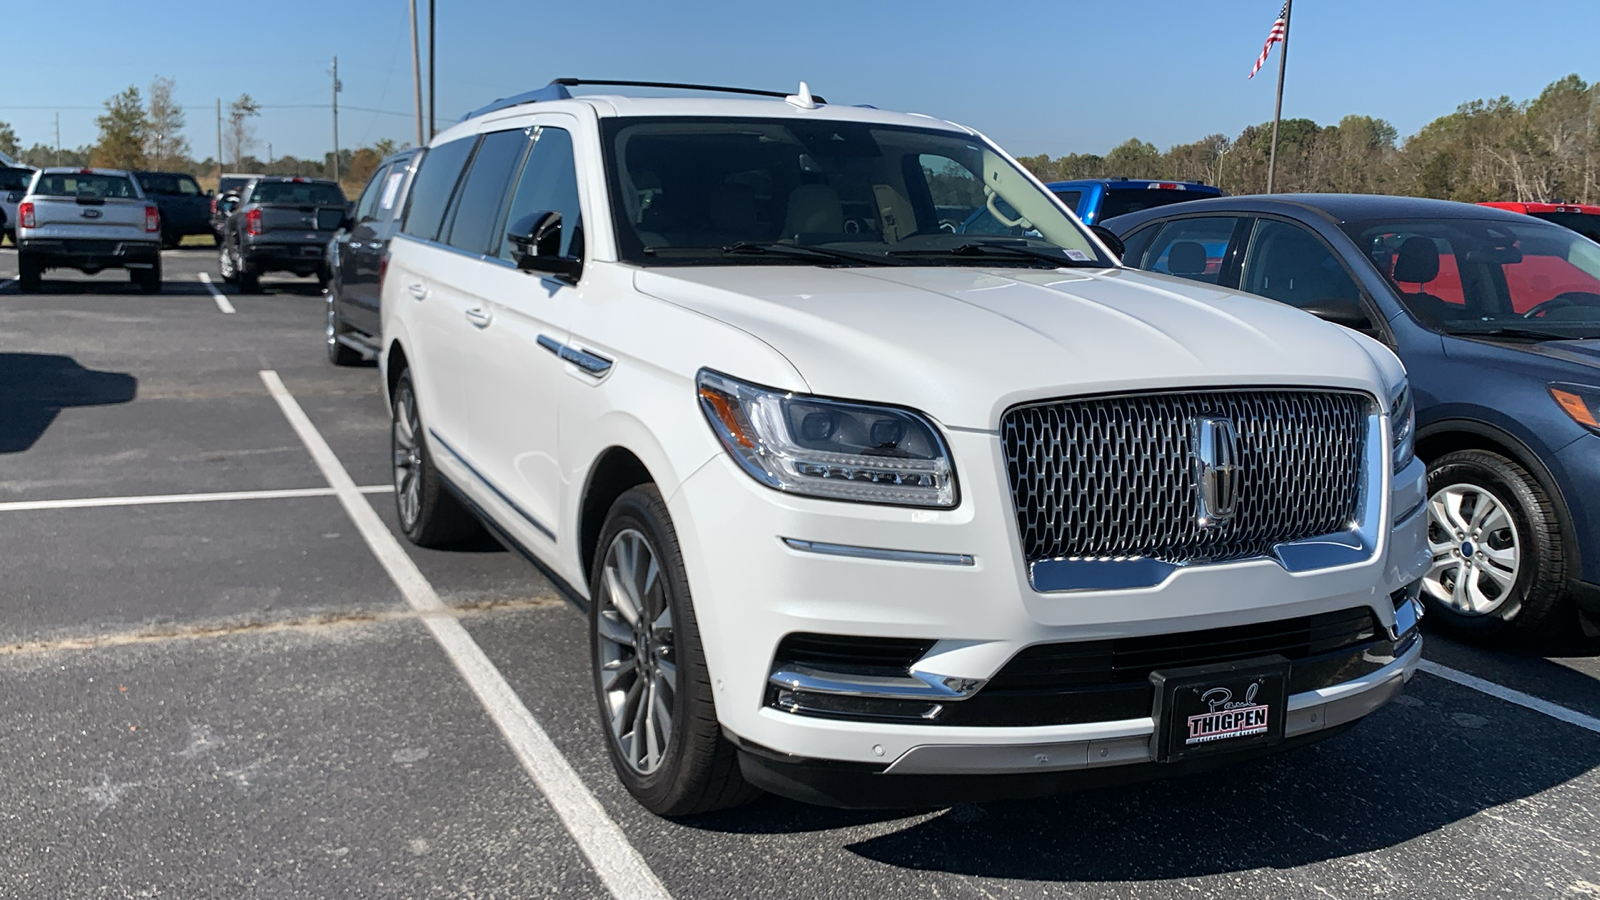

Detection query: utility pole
(409, 0), (423, 146)
(267, 142), (274, 166)
(331, 55), (342, 182)
(215, 98), (223, 178)
(54, 112), (61, 165)
(1266, 0), (1294, 194)
(428, 0), (436, 138)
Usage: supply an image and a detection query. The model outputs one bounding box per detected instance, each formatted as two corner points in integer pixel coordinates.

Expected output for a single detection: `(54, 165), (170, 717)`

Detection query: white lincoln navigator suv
(380, 80), (1431, 814)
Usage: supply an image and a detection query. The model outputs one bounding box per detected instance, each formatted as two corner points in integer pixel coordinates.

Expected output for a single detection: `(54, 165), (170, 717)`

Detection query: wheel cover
(325, 296), (338, 349)
(596, 528), (676, 775)
(218, 244), (234, 279)
(1423, 483), (1522, 616)
(391, 385), (423, 530)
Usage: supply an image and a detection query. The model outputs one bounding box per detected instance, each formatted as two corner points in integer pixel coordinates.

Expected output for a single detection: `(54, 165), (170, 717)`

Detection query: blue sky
(5, 0), (1597, 162)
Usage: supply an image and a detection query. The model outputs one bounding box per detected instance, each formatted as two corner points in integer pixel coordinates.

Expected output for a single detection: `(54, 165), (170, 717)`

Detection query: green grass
(179, 234), (218, 248)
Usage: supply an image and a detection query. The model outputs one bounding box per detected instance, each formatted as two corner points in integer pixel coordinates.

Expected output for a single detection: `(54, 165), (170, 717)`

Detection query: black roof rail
(460, 83), (574, 122)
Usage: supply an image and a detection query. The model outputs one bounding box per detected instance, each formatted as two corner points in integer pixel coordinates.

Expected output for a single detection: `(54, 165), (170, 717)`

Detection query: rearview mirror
(507, 210), (581, 280)
(1089, 224), (1124, 261)
(1300, 296), (1374, 332)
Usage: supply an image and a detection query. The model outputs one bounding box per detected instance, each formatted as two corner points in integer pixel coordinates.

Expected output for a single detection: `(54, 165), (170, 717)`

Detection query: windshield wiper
(719, 241), (906, 266)
(887, 241), (1105, 268)
(1452, 325), (1584, 341)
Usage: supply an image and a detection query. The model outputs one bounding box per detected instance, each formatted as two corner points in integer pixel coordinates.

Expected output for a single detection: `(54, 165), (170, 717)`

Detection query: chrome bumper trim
(881, 637), (1421, 775)
(769, 663), (985, 701)
(780, 538), (974, 567)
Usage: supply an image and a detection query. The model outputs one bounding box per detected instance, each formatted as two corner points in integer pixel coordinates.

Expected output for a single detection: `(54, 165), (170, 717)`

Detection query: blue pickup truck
(957, 177), (1221, 235)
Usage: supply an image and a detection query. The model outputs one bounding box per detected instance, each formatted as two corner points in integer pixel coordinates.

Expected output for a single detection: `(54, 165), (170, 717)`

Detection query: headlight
(696, 369), (957, 508)
(1390, 380), (1415, 473)
(1550, 382), (1600, 434)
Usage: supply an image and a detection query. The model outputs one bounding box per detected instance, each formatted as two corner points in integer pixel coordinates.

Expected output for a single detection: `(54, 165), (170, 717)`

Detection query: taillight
(210, 196), (217, 215)
(246, 208), (262, 236)
(19, 201), (35, 229)
(145, 205), (160, 233)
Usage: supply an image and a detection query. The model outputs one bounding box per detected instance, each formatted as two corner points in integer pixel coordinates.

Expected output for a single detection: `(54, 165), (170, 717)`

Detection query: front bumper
(737, 633), (1420, 807)
(668, 423), (1431, 780)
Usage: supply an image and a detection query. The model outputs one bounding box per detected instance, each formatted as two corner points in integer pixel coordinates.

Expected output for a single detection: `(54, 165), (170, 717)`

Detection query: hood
(1519, 337), (1600, 371)
(634, 265), (1395, 429)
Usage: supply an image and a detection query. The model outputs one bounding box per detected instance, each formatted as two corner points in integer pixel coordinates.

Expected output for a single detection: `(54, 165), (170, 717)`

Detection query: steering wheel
(1523, 291), (1600, 318)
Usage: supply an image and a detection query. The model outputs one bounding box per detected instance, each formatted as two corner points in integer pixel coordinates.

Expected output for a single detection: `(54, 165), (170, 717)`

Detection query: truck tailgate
(259, 205), (346, 236)
(27, 196), (152, 240)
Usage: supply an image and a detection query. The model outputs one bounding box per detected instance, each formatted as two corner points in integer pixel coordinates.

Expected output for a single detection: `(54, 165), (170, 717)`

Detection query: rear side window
(251, 181), (346, 205)
(354, 164), (390, 223)
(1099, 188), (1208, 221)
(1142, 216), (1240, 284)
(377, 162), (409, 216)
(497, 127), (581, 262)
(445, 130), (529, 254)
(0, 167), (31, 191)
(402, 137), (476, 241)
(1240, 220), (1361, 309)
(33, 173), (138, 199)
(139, 173), (201, 196)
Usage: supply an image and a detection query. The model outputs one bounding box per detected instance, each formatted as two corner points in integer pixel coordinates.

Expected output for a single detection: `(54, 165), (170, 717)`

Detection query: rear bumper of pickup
(19, 238), (160, 270)
(243, 239), (331, 276)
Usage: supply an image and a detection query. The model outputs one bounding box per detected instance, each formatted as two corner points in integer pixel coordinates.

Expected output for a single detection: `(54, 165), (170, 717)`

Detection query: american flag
(1248, 2), (1289, 79)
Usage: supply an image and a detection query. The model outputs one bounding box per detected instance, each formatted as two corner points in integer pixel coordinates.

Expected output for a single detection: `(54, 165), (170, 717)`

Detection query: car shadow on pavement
(683, 707), (1600, 881)
(0, 353), (138, 453)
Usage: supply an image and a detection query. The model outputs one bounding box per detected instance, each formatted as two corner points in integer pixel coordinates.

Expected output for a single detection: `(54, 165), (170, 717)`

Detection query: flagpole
(1266, 0), (1293, 193)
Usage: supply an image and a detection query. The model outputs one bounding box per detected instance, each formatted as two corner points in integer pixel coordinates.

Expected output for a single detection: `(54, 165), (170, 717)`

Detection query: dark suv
(216, 177), (350, 292)
(325, 149), (419, 365)
(1106, 195), (1600, 645)
(134, 171), (214, 248)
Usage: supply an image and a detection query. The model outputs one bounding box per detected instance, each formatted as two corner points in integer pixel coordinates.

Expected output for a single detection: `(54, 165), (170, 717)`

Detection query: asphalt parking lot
(2, 246), (1599, 899)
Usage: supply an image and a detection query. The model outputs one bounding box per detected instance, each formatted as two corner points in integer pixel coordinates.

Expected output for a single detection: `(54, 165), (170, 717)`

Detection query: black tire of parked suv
(589, 485), (761, 817)
(326, 291), (362, 366)
(17, 253), (41, 293)
(390, 368), (482, 547)
(161, 232), (181, 250)
(1423, 449), (1571, 645)
(136, 260), (162, 294)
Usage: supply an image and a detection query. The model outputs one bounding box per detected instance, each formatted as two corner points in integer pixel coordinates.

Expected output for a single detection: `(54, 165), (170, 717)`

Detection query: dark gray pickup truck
(216, 177), (350, 292)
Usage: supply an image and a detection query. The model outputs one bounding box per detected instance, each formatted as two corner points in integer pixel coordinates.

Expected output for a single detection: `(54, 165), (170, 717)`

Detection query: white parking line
(1419, 659), (1600, 734)
(0, 485), (392, 513)
(197, 272), (236, 314)
(258, 369), (671, 900)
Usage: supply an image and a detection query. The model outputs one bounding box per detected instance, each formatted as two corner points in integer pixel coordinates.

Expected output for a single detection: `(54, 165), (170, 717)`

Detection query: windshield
(251, 181), (346, 205)
(602, 117), (1107, 267)
(138, 173), (201, 196)
(32, 173), (138, 199)
(1343, 217), (1600, 338)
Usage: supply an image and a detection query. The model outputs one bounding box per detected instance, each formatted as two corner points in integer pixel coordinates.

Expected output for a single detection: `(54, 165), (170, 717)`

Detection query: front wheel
(390, 369), (482, 547)
(1421, 449), (1571, 644)
(590, 485), (759, 816)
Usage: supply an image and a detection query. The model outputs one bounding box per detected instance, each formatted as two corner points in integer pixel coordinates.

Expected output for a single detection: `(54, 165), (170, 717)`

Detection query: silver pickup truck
(15, 167), (162, 293)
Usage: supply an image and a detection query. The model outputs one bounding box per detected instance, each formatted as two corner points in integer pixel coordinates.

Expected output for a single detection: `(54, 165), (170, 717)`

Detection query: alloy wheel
(325, 295), (339, 351)
(391, 384), (424, 530)
(218, 244), (235, 279)
(1423, 483), (1521, 616)
(595, 528), (677, 775)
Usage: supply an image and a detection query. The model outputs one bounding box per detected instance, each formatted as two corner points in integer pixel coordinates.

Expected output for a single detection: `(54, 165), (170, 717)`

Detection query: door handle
(464, 307), (493, 329)
(407, 282), (428, 300)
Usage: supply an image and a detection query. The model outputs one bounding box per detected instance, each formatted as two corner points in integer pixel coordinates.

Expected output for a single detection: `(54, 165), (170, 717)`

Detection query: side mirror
(1089, 224), (1125, 261)
(206, 189), (215, 198)
(340, 214), (355, 231)
(507, 210), (581, 279)
(1300, 296), (1374, 332)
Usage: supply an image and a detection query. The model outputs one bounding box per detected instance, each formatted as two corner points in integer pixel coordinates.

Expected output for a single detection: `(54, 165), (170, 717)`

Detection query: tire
(390, 369), (482, 547)
(325, 291), (362, 366)
(237, 247), (261, 294)
(589, 485), (760, 816)
(161, 233), (180, 250)
(210, 232), (222, 248)
(217, 241), (239, 285)
(1421, 449), (1571, 644)
(138, 260), (162, 294)
(17, 252), (42, 293)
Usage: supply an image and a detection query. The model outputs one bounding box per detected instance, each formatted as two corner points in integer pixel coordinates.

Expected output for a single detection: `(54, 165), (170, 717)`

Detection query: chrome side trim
(1030, 412), (1384, 592)
(780, 538), (974, 567)
(768, 664), (985, 701)
(425, 427), (556, 541)
(536, 333), (612, 376)
(536, 334), (563, 356)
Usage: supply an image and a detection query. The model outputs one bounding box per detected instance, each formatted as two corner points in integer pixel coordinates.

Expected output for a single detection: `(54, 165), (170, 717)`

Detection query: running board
(335, 333), (380, 361)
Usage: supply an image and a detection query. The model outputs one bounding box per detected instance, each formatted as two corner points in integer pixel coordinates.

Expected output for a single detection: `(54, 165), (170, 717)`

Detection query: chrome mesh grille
(1001, 389), (1371, 565)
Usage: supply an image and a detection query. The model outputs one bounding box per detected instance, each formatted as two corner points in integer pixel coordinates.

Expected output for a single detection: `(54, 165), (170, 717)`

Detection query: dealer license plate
(1150, 656), (1289, 763)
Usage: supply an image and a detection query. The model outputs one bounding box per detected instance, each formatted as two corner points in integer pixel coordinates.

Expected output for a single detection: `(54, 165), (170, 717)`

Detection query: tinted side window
(446, 130), (529, 254)
(497, 127), (581, 262)
(1142, 217), (1240, 284)
(1118, 223), (1159, 266)
(1052, 189), (1083, 215)
(402, 137), (475, 241)
(1241, 220), (1360, 308)
(354, 163), (390, 222)
(377, 161), (410, 217)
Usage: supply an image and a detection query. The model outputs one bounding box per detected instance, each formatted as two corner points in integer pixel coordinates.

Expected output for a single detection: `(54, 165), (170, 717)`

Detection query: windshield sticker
(1064, 249), (1091, 261)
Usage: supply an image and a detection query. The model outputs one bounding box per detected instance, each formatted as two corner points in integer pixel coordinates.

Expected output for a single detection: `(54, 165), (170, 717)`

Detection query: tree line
(1018, 74), (1600, 205)
(0, 77), (407, 194)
